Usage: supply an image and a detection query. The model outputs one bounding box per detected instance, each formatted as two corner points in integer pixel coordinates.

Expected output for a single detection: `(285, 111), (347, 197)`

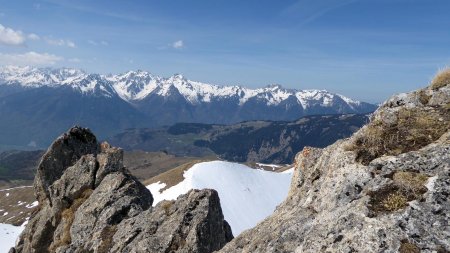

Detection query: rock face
(11, 127), (232, 253)
(219, 81), (450, 252)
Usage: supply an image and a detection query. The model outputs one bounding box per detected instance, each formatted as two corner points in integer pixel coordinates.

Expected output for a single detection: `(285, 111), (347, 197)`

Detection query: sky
(0, 0), (449, 103)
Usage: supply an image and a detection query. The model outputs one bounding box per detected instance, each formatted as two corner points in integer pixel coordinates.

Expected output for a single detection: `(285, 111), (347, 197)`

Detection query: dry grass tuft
(349, 107), (449, 165)
(431, 68), (450, 90)
(161, 200), (174, 216)
(382, 192), (408, 211)
(393, 171), (428, 197)
(368, 171), (429, 215)
(399, 240), (421, 253)
(417, 90), (431, 105)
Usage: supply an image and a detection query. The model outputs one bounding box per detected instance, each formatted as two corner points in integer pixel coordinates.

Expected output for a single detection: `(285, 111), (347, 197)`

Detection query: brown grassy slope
(0, 186), (37, 225)
(123, 151), (202, 182)
(143, 158), (215, 192)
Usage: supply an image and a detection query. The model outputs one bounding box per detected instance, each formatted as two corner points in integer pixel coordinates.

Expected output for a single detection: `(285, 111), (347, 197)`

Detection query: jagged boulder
(219, 75), (450, 252)
(110, 189), (233, 253)
(11, 126), (232, 253)
(34, 127), (99, 203)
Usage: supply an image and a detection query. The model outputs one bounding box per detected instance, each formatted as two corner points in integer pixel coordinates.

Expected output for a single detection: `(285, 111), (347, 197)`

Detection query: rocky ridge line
(218, 77), (450, 252)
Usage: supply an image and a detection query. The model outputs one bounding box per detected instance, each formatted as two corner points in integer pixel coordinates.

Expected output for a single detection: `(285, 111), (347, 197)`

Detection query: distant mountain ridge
(0, 66), (377, 148)
(110, 114), (369, 164)
(1, 66), (371, 107)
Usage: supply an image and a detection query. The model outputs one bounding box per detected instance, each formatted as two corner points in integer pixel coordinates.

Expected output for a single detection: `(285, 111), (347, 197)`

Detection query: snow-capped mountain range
(1, 65), (366, 108)
(0, 65), (377, 148)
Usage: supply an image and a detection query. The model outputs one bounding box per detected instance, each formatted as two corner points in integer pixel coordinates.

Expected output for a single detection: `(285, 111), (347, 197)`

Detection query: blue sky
(0, 0), (449, 102)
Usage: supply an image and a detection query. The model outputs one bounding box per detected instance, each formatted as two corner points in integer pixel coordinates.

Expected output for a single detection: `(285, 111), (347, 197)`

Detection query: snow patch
(25, 201), (38, 209)
(146, 181), (166, 196)
(146, 161), (293, 236)
(281, 167), (294, 174)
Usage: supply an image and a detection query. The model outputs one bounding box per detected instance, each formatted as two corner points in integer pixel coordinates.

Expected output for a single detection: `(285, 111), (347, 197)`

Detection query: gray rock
(110, 189), (233, 253)
(219, 83), (450, 252)
(12, 126), (232, 253)
(34, 126), (98, 203)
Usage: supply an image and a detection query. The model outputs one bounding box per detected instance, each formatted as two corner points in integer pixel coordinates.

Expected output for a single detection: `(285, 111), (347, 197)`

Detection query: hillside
(110, 114), (368, 164)
(0, 150), (44, 189)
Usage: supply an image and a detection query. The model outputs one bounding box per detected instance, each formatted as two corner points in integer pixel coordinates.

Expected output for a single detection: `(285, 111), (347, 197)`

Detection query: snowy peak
(0, 66), (118, 97)
(74, 74), (116, 97)
(0, 65), (87, 87)
(169, 73), (186, 81)
(106, 70), (161, 100)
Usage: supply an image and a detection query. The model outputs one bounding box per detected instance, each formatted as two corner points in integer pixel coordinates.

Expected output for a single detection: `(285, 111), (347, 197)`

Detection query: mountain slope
(0, 150), (44, 188)
(0, 86), (151, 148)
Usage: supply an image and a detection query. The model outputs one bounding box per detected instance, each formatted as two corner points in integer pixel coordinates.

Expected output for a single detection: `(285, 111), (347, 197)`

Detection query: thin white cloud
(28, 33), (40, 40)
(0, 51), (63, 66)
(68, 57), (81, 63)
(88, 40), (97, 45)
(45, 37), (76, 48)
(88, 40), (108, 46)
(172, 40), (184, 49)
(66, 40), (76, 48)
(0, 24), (25, 46)
(281, 0), (357, 26)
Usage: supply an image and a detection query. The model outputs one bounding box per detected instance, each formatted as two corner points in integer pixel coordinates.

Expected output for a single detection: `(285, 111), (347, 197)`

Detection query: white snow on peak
(0, 66), (118, 97)
(0, 65), (87, 87)
(106, 70), (162, 100)
(146, 161), (293, 236)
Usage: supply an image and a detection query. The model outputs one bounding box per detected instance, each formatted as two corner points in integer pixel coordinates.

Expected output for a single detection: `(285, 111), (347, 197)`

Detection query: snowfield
(147, 161), (293, 236)
(0, 223), (25, 252)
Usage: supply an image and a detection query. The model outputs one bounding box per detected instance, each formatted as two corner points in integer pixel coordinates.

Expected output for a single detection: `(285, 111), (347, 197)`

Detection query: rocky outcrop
(219, 79), (450, 252)
(11, 127), (232, 253)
